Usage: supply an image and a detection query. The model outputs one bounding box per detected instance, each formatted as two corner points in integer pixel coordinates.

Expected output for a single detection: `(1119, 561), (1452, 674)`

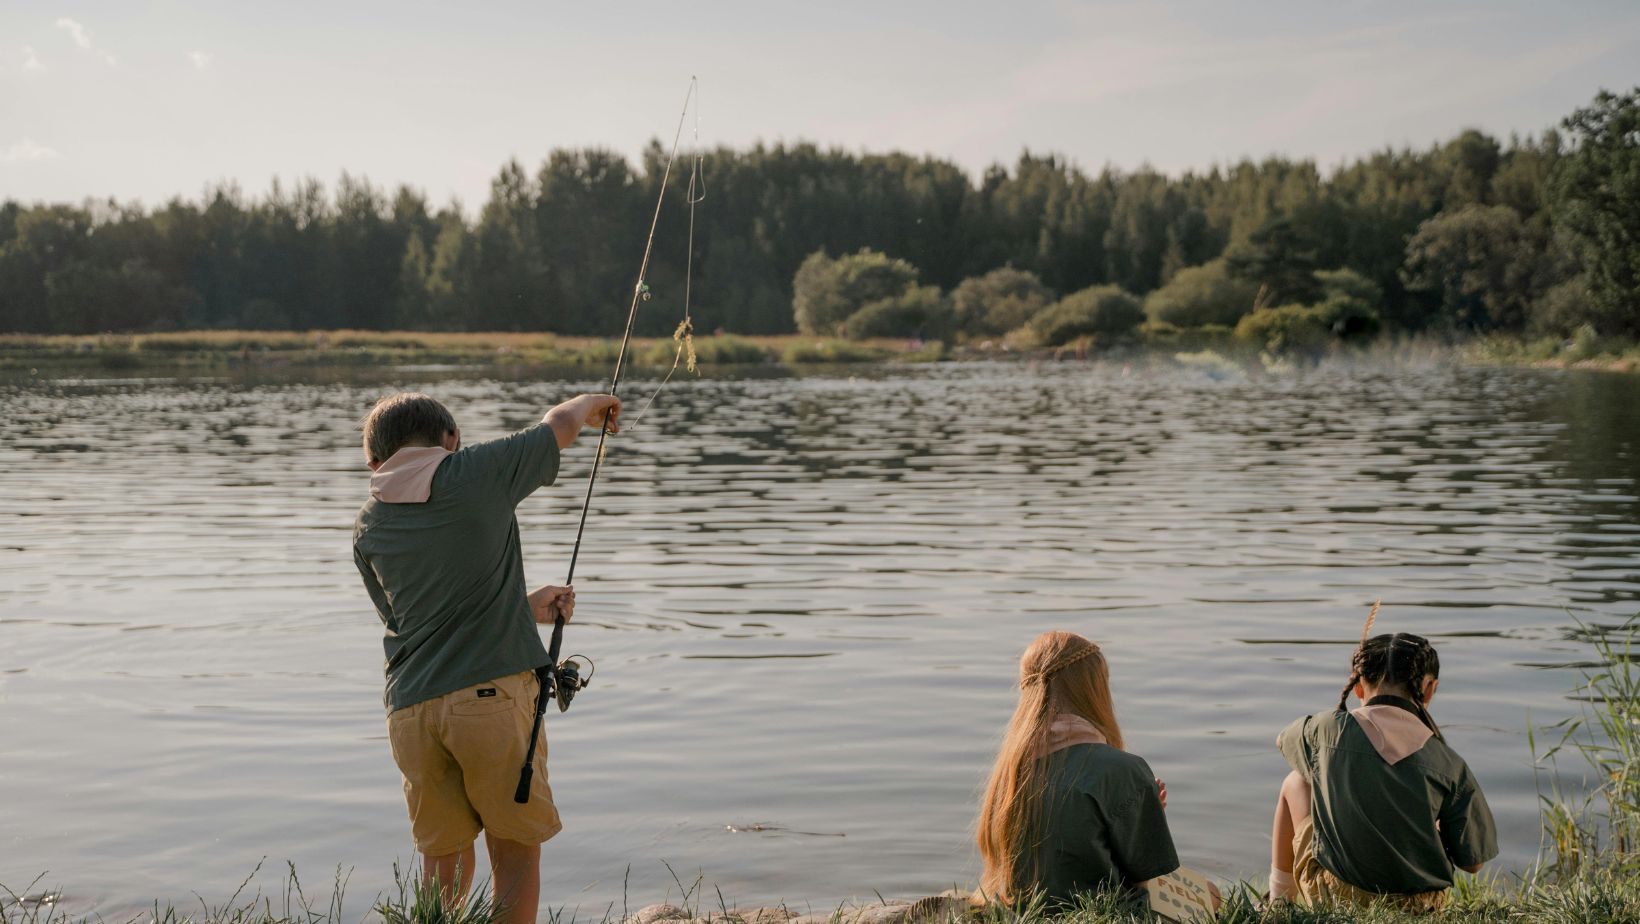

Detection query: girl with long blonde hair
(976, 631), (1178, 906)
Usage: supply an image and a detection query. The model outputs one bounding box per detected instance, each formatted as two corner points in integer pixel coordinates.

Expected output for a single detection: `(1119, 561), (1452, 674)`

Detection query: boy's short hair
(362, 393), (457, 464)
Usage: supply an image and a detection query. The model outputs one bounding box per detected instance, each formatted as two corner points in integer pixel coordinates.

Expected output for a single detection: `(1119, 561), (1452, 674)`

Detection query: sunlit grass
(0, 331), (955, 372)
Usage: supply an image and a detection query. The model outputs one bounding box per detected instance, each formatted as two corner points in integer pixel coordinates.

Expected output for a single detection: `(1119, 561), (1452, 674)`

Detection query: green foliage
(1550, 87), (1640, 336)
(0, 91), (1626, 339)
(1225, 217), (1323, 306)
(1402, 204), (1552, 331)
(1023, 285), (1143, 347)
(791, 249), (920, 335)
(949, 267), (1056, 336)
(1234, 296), (1379, 355)
(1144, 259), (1259, 328)
(1314, 267), (1384, 312)
(841, 284), (950, 340)
(1531, 276), (1596, 336)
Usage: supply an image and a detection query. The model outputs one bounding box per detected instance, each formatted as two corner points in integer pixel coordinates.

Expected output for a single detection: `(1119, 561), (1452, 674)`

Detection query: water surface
(2, 360), (1638, 918)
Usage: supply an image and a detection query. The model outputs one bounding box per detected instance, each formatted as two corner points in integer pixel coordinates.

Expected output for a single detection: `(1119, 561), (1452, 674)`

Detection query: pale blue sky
(2, 1), (1636, 211)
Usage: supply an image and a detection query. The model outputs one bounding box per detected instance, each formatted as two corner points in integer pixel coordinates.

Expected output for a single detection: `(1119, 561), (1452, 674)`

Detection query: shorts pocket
(448, 681), (518, 717)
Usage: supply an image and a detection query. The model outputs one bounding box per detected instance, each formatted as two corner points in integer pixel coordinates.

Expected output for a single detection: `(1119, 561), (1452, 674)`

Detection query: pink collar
(1351, 704), (1434, 765)
(1038, 713), (1110, 757)
(369, 446), (452, 503)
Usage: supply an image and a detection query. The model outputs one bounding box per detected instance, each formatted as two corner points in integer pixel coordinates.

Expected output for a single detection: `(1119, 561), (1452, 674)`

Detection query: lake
(2, 359), (1638, 920)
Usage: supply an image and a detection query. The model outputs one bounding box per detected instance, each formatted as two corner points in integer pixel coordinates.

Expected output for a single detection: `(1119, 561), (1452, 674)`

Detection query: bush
(949, 267), (1055, 337)
(841, 285), (950, 340)
(1315, 267), (1385, 311)
(1530, 275), (1594, 335)
(791, 249), (920, 335)
(1144, 259), (1259, 328)
(1021, 285), (1143, 347)
(1234, 295), (1380, 354)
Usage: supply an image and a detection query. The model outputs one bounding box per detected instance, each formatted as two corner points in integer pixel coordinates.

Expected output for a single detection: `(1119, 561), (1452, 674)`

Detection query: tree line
(1, 87), (1634, 341)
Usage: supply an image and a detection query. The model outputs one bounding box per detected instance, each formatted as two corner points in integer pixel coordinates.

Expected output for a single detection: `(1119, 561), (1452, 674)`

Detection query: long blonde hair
(976, 631), (1124, 904)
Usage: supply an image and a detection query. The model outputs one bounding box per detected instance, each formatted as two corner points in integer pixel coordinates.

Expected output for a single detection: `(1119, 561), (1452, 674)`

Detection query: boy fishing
(353, 390), (621, 924)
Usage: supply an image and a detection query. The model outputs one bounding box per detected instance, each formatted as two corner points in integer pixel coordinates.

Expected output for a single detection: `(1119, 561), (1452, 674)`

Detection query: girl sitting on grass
(1270, 630), (1498, 912)
(976, 631), (1179, 908)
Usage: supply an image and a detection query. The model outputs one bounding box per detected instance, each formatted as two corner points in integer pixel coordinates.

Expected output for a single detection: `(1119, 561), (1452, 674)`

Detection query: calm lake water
(2, 359), (1638, 920)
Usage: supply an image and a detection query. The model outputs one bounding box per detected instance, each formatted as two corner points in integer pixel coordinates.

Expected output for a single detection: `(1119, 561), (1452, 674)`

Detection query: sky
(2, 0), (1637, 212)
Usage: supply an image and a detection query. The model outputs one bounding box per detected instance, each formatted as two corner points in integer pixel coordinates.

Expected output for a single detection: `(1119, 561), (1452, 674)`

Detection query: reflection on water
(2, 361), (1639, 918)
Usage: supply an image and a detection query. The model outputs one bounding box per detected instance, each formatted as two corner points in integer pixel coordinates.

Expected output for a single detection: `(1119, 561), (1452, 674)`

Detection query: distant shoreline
(1, 329), (1636, 376)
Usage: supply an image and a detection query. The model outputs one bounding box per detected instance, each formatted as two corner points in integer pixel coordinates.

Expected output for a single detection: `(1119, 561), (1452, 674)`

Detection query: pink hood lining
(370, 446), (452, 503)
(1036, 713), (1110, 758)
(1351, 704), (1434, 765)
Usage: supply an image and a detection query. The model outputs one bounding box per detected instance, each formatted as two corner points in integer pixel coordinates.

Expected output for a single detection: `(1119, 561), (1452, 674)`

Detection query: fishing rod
(516, 77), (700, 804)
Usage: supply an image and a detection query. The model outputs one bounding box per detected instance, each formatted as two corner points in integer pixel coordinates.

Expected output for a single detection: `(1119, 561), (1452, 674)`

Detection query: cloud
(54, 17), (116, 66)
(22, 45), (42, 70)
(1, 138), (60, 164)
(189, 51), (212, 70)
(55, 18), (90, 49)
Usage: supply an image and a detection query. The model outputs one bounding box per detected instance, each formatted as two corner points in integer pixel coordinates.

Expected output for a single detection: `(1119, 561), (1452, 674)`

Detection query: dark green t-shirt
(353, 424), (560, 712)
(1279, 709), (1498, 895)
(1025, 743), (1180, 906)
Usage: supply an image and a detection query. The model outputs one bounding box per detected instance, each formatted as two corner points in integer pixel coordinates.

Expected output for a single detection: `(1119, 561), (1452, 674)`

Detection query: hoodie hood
(369, 446), (452, 503)
(1351, 704), (1434, 765)
(1037, 713), (1110, 758)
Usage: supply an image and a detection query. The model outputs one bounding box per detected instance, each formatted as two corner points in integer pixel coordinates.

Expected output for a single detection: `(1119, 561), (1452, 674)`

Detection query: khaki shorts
(387, 670), (562, 857)
(1292, 815), (1447, 914)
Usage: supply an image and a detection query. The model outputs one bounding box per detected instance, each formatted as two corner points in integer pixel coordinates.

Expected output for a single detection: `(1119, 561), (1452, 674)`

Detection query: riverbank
(4, 329), (1639, 378)
(0, 330), (945, 374)
(8, 868), (1640, 924)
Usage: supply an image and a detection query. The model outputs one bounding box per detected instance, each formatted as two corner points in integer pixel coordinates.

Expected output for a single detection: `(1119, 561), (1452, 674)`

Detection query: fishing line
(627, 88), (706, 431)
(518, 76), (700, 803)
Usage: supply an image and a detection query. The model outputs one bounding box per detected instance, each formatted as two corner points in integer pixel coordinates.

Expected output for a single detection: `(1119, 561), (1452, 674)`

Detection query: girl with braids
(1269, 632), (1498, 912)
(976, 631), (1179, 907)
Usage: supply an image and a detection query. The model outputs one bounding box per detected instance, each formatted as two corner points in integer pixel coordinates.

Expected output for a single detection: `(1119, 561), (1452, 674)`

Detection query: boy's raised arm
(543, 394), (622, 449)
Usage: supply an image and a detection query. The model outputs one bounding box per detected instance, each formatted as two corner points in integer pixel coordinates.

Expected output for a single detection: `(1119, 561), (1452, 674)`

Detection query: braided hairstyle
(1337, 632), (1443, 739)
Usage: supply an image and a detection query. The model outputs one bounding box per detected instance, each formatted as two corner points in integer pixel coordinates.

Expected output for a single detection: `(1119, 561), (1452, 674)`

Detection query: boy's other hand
(528, 585), (575, 624)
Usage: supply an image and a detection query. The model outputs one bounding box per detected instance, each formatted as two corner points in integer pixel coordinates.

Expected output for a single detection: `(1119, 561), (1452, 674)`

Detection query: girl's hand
(528, 585), (575, 624)
(1156, 778), (1168, 809)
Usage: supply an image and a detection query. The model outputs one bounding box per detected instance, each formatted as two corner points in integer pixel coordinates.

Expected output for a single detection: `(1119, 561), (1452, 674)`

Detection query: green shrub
(1235, 295), (1380, 354)
(1022, 285), (1144, 347)
(791, 249), (921, 335)
(1316, 267), (1385, 311)
(1144, 259), (1259, 328)
(949, 267), (1055, 336)
(841, 285), (950, 340)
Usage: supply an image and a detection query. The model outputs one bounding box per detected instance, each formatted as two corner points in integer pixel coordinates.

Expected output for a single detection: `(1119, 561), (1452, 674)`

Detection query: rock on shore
(624, 893), (968, 924)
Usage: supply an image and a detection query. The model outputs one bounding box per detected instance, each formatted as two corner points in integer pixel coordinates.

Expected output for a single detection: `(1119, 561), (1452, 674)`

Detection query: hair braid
(1337, 670), (1362, 712)
(1403, 638), (1445, 739)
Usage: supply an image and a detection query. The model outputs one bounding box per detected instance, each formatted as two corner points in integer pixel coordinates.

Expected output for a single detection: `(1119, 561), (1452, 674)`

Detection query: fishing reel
(545, 654), (595, 712)
(515, 652), (595, 804)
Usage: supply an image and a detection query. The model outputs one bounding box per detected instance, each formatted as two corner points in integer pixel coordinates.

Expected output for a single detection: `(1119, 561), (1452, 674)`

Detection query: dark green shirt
(1279, 709), (1498, 895)
(1025, 743), (1180, 906)
(353, 424), (560, 712)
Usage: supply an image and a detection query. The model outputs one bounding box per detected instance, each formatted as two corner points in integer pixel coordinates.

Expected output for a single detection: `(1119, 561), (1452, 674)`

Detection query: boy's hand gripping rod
(515, 78), (697, 804)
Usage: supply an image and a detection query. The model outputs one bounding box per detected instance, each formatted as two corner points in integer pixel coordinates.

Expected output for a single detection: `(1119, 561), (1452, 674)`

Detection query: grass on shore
(0, 330), (932, 373)
(1461, 326), (1640, 373)
(3, 327), (1638, 377)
